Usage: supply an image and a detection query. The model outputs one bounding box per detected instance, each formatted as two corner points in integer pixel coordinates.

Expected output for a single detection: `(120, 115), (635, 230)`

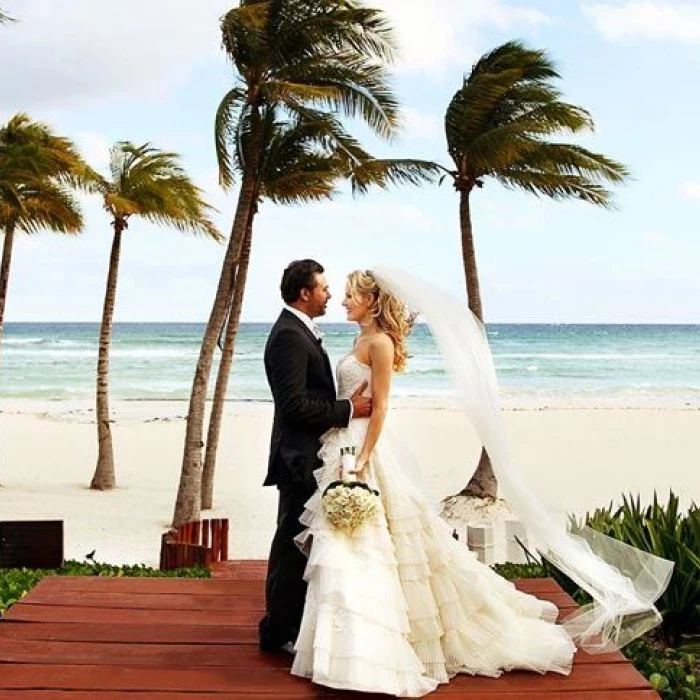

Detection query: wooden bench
(0, 520), (64, 569)
(159, 518), (229, 571)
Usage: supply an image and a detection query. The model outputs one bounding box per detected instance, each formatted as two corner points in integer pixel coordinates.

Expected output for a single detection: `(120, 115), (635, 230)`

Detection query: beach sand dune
(1, 400), (698, 567)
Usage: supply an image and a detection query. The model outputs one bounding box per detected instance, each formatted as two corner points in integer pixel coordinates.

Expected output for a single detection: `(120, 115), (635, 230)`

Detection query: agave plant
(572, 492), (700, 647)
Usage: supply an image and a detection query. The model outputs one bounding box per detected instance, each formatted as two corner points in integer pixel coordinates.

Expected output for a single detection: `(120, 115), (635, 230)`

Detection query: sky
(0, 0), (699, 323)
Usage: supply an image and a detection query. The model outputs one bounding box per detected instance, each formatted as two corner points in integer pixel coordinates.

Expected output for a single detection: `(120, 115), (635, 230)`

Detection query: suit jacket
(264, 309), (351, 493)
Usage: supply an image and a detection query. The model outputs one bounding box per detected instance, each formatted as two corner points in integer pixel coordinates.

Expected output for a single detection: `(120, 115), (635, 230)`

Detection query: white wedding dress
(291, 352), (576, 697)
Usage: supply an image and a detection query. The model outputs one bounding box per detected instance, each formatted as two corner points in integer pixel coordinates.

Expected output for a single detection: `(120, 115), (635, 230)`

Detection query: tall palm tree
(0, 114), (88, 365)
(440, 40), (629, 499)
(89, 143), (221, 491)
(173, 0), (405, 526)
(200, 108), (436, 509)
(0, 114), (86, 482)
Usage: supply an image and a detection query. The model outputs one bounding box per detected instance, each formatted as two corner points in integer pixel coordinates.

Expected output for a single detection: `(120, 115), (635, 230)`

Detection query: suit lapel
(281, 308), (319, 346)
(280, 309), (335, 391)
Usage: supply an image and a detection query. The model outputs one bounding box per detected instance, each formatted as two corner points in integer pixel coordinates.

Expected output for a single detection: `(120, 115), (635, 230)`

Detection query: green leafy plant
(1, 559), (210, 613)
(572, 492), (700, 647)
(624, 640), (699, 699)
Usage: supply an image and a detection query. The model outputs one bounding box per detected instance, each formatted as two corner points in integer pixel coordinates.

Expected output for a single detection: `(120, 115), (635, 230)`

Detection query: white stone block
(504, 518), (529, 563)
(466, 521), (494, 547)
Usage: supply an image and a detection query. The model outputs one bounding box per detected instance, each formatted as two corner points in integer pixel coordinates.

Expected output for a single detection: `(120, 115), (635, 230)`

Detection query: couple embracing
(257, 259), (670, 697)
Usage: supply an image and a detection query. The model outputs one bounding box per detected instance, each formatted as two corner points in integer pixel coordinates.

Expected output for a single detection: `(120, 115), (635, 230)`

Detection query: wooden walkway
(0, 560), (658, 699)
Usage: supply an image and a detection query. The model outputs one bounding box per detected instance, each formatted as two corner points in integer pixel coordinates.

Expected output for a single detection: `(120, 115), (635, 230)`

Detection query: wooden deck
(0, 560), (658, 699)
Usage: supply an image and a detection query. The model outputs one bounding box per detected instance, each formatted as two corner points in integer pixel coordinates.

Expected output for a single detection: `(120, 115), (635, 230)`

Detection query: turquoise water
(1, 323), (699, 406)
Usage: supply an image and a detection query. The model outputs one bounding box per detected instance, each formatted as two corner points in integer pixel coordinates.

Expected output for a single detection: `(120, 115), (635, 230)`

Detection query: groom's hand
(350, 381), (372, 418)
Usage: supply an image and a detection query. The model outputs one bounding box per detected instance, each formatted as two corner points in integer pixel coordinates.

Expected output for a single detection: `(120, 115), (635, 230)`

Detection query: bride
(291, 269), (672, 697)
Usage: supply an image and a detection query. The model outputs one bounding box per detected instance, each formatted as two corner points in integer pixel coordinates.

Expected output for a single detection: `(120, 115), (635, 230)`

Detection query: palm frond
(100, 142), (222, 241)
(215, 86), (247, 189)
(444, 40), (629, 205)
(0, 113), (91, 236)
(0, 6), (15, 24)
(495, 169), (616, 208)
(0, 181), (83, 234)
(350, 159), (442, 196)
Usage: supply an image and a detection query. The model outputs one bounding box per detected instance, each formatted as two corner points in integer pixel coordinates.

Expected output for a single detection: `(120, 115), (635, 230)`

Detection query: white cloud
(0, 0), (232, 109)
(73, 132), (112, 173)
(374, 0), (552, 77)
(680, 181), (700, 200)
(582, 1), (700, 42)
(401, 107), (443, 141)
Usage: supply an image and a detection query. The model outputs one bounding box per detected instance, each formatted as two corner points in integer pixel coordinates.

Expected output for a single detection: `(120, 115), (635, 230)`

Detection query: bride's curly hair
(347, 270), (415, 372)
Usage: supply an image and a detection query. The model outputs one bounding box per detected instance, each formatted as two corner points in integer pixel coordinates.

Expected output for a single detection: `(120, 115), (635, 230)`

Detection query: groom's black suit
(259, 309), (351, 651)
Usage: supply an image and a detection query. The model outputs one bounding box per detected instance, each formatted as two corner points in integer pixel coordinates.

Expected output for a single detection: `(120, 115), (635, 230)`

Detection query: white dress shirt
(283, 305), (353, 421)
(284, 304), (322, 340)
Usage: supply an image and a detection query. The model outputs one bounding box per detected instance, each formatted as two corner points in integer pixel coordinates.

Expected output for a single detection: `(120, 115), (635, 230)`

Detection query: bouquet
(322, 446), (380, 534)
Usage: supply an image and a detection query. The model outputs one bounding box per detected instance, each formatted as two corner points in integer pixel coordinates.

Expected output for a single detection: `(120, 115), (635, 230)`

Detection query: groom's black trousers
(259, 484), (312, 651)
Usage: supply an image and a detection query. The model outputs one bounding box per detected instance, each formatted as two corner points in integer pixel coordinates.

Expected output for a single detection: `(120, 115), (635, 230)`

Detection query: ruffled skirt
(291, 420), (576, 696)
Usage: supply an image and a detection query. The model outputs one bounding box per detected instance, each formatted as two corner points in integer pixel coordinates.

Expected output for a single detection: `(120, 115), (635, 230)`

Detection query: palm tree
(89, 143), (221, 491)
(0, 114), (86, 483)
(0, 114), (88, 366)
(200, 108), (437, 509)
(172, 0), (405, 526)
(0, 7), (14, 24)
(440, 40), (629, 500)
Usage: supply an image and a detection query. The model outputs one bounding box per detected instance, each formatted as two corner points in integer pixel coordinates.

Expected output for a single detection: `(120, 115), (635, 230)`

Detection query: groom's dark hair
(281, 259), (324, 303)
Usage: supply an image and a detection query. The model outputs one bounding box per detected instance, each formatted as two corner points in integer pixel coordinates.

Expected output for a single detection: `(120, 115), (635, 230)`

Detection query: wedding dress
(291, 352), (576, 697)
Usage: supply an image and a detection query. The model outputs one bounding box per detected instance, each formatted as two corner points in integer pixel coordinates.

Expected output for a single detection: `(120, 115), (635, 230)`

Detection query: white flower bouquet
(322, 446), (380, 534)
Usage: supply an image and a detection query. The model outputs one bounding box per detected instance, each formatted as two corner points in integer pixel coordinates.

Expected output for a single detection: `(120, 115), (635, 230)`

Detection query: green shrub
(492, 561), (549, 579)
(1, 559), (210, 613)
(573, 492), (700, 647)
(624, 639), (699, 699)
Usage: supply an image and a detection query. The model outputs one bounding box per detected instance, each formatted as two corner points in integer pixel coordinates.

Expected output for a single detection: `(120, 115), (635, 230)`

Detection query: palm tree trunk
(459, 190), (497, 500)
(201, 215), (254, 510)
(460, 190), (483, 321)
(171, 108), (263, 527)
(0, 225), (15, 483)
(0, 225), (16, 364)
(90, 220), (124, 490)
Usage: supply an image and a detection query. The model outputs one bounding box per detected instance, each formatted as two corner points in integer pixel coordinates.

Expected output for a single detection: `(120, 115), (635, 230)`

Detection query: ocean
(1, 322), (699, 407)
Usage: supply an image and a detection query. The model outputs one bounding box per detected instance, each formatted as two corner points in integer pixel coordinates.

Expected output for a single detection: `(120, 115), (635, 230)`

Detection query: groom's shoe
(280, 641), (296, 655)
(259, 639), (296, 655)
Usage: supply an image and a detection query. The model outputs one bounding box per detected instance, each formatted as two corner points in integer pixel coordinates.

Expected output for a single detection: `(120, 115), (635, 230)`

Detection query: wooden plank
(0, 663), (652, 693)
(35, 576), (262, 595)
(0, 664), (309, 692)
(0, 639), (291, 668)
(22, 590), (266, 611)
(443, 664), (652, 693)
(0, 622), (257, 645)
(28, 577), (574, 610)
(0, 621), (622, 664)
(0, 639), (628, 669)
(2, 604), (262, 625)
(0, 629), (620, 666)
(511, 578), (562, 592)
(0, 572), (655, 698)
(0, 693), (324, 700)
(0, 692), (662, 700)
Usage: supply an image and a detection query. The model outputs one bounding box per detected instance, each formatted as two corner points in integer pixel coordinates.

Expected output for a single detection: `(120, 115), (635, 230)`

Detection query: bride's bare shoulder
(369, 332), (395, 356)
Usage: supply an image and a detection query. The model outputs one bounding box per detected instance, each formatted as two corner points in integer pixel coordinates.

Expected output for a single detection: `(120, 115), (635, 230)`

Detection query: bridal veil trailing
(372, 266), (673, 653)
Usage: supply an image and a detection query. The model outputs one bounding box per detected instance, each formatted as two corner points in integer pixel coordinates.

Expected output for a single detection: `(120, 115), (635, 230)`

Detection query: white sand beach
(1, 400), (698, 568)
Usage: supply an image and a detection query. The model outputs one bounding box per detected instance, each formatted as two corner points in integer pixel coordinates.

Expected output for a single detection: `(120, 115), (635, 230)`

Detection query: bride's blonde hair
(347, 270), (414, 372)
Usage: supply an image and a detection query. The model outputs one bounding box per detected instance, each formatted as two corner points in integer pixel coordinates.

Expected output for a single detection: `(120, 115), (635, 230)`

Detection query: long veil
(373, 266), (674, 652)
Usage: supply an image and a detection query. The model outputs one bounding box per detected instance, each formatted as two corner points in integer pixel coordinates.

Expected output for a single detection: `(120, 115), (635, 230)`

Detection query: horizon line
(4, 320), (700, 326)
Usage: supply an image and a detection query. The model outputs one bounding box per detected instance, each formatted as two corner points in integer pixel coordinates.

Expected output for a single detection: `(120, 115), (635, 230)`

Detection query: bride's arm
(354, 334), (394, 473)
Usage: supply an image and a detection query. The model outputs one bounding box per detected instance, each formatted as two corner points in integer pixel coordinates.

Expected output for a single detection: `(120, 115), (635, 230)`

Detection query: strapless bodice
(336, 353), (372, 400)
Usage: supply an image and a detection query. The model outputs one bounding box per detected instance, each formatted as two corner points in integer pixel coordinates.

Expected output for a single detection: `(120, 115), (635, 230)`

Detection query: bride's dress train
(291, 354), (576, 696)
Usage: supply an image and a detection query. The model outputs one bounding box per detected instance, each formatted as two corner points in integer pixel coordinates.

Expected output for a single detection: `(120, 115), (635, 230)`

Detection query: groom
(259, 259), (372, 653)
